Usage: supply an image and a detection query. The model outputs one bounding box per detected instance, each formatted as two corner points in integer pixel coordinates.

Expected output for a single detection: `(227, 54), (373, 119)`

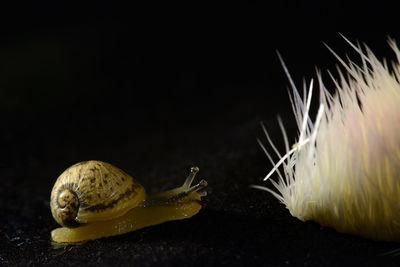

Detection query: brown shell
(50, 160), (146, 227)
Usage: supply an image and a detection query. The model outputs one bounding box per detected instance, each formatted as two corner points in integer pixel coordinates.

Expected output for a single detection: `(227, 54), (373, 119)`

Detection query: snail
(50, 160), (208, 243)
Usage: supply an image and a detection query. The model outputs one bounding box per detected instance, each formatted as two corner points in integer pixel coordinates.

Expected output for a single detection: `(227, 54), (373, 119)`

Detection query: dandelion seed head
(258, 38), (400, 241)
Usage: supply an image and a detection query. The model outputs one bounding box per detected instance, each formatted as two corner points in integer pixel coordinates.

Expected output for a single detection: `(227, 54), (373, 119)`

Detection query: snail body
(50, 160), (207, 243)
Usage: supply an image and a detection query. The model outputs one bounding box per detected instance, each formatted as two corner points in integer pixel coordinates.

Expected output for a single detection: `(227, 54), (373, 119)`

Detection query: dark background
(1, 1), (400, 266)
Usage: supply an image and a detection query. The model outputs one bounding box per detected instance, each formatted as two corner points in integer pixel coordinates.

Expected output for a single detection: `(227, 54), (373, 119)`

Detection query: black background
(1, 1), (400, 266)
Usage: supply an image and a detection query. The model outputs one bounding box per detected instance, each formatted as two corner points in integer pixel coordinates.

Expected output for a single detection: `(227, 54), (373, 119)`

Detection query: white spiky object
(254, 38), (400, 242)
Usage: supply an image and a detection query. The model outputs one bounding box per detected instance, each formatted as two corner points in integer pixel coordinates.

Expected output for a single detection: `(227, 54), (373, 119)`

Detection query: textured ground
(1, 2), (400, 266)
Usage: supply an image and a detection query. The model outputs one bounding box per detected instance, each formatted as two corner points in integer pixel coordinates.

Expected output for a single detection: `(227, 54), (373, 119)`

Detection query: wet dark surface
(2, 2), (400, 266)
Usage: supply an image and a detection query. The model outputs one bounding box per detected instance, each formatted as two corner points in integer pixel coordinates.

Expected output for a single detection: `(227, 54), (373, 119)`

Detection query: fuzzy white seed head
(257, 38), (400, 242)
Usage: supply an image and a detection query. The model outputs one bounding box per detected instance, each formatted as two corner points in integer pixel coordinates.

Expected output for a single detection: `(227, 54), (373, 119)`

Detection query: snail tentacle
(183, 166), (200, 188)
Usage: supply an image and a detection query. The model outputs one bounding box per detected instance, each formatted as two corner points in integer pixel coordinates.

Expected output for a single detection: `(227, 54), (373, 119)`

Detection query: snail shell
(50, 161), (146, 227)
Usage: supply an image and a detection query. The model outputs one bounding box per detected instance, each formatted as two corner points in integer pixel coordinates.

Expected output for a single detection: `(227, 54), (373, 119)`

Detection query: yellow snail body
(50, 160), (207, 243)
